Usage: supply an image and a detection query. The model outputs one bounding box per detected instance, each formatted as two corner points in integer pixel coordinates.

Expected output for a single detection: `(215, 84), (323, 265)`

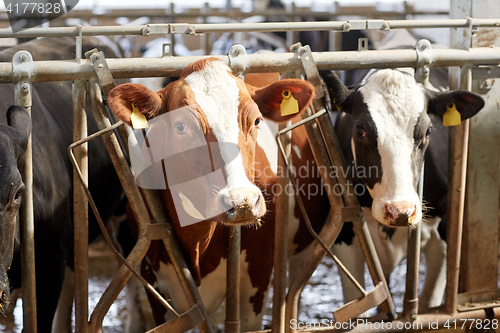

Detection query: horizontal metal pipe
(12, 8), (449, 20)
(0, 47), (498, 82)
(184, 19), (500, 33)
(0, 24), (155, 38)
(0, 18), (498, 38)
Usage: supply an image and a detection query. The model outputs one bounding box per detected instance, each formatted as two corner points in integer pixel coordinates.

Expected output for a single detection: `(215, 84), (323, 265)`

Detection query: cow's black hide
(0, 37), (123, 332)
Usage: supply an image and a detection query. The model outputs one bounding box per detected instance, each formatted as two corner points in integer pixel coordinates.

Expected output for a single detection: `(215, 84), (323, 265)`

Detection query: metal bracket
(170, 23), (196, 35)
(162, 43), (173, 57)
(358, 38), (368, 51)
(415, 39), (435, 88)
(86, 49), (116, 97)
(296, 44), (324, 99)
(12, 51), (34, 109)
(347, 20), (366, 30)
(146, 223), (172, 240)
(227, 44), (248, 80)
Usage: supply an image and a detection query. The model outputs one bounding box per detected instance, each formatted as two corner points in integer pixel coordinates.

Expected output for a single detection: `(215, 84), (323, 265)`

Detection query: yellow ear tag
(280, 89), (299, 117)
(130, 103), (149, 129)
(443, 102), (461, 127)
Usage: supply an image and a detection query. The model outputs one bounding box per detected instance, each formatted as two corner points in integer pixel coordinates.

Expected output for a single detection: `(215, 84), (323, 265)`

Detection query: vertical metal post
(444, 1), (473, 314)
(225, 226), (241, 333)
(271, 120), (291, 333)
(272, 67), (295, 333)
(73, 79), (89, 333)
(461, 0), (500, 295)
(403, 165), (424, 319)
(13, 50), (37, 333)
(444, 67), (472, 315)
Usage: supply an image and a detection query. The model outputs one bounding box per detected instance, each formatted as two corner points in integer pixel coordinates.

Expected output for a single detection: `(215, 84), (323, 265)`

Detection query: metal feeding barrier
(5, 12), (499, 333)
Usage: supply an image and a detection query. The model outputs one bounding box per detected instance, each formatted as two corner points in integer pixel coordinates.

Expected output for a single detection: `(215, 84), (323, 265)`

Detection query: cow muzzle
(384, 201), (418, 227)
(219, 187), (266, 226)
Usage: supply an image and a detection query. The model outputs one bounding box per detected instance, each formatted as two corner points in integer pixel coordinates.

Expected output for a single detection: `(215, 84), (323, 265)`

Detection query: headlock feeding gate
(2, 0), (500, 332)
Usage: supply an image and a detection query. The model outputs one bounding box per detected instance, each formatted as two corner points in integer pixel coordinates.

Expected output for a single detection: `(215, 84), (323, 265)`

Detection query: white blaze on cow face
(184, 61), (265, 224)
(359, 70), (425, 227)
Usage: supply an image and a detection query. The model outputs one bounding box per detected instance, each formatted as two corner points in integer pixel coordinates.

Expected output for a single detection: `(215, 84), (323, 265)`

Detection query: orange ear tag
(443, 102), (461, 127)
(280, 89), (299, 116)
(131, 102), (149, 129)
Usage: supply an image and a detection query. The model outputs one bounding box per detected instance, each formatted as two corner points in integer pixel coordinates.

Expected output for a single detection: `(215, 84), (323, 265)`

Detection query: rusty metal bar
(13, 50), (37, 333)
(271, 118), (291, 333)
(443, 67), (472, 316)
(72, 79), (89, 333)
(225, 226), (241, 333)
(68, 127), (181, 318)
(84, 78), (153, 331)
(308, 96), (396, 319)
(403, 165), (424, 320)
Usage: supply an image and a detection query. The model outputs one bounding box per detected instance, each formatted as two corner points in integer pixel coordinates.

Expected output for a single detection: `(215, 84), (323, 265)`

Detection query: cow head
(108, 58), (313, 227)
(321, 69), (484, 227)
(0, 106), (30, 313)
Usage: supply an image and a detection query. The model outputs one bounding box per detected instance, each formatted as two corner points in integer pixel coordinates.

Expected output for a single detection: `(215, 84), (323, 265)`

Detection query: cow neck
(160, 189), (228, 283)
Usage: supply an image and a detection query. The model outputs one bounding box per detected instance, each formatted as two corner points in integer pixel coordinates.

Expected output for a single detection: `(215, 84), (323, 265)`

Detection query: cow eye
(425, 127), (432, 137)
(14, 188), (23, 201)
(356, 126), (366, 139)
(254, 118), (262, 126)
(176, 122), (187, 133)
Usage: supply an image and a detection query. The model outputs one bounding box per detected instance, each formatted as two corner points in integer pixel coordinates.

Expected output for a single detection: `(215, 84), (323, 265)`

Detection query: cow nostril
(254, 194), (261, 209)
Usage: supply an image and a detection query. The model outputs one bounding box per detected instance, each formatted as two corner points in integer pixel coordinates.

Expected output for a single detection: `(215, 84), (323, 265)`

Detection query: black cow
(321, 67), (484, 311)
(0, 37), (123, 332)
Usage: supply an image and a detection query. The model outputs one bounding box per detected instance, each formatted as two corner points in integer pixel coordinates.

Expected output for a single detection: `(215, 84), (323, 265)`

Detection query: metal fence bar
(85, 78), (153, 330)
(0, 19), (499, 38)
(225, 226), (241, 333)
(402, 165), (424, 320)
(271, 67), (294, 333)
(72, 79), (89, 333)
(0, 47), (499, 82)
(11, 6), (448, 20)
(13, 50), (37, 333)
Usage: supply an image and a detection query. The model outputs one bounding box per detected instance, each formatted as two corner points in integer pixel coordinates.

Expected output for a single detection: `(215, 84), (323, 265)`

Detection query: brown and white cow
(107, 57), (325, 330)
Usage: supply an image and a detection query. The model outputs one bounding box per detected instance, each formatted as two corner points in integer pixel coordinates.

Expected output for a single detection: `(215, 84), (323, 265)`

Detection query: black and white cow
(320, 68), (484, 311)
(0, 37), (124, 332)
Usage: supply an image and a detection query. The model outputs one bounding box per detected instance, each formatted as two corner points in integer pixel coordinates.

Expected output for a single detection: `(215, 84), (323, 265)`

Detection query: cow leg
(52, 266), (74, 333)
(419, 217), (446, 311)
(239, 249), (271, 331)
(125, 276), (155, 333)
(35, 242), (66, 332)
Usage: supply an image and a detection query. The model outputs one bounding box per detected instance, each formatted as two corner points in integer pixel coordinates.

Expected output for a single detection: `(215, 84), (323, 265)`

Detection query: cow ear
(107, 83), (163, 126)
(319, 70), (354, 113)
(251, 79), (314, 123)
(7, 105), (31, 149)
(426, 89), (485, 121)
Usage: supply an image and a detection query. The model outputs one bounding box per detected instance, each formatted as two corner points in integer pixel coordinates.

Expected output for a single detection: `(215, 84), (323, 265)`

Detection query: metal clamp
(415, 39), (435, 88)
(358, 37), (369, 51)
(227, 44), (248, 79)
(86, 49), (116, 97)
(170, 23), (196, 35)
(12, 51), (34, 109)
(162, 43), (173, 57)
(296, 44), (324, 99)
